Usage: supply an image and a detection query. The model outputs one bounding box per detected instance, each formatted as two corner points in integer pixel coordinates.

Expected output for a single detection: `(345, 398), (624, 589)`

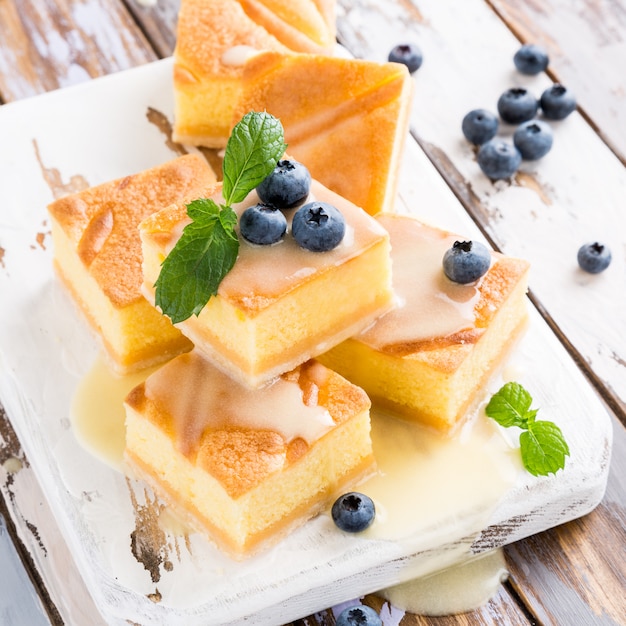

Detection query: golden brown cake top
(232, 51), (413, 214)
(235, 51), (410, 137)
(358, 214), (530, 357)
(140, 179), (390, 314)
(173, 0), (335, 84)
(125, 352), (370, 498)
(47, 155), (216, 308)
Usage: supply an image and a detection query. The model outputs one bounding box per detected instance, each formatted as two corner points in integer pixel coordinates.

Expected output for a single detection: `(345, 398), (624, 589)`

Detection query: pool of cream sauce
(71, 355), (521, 617)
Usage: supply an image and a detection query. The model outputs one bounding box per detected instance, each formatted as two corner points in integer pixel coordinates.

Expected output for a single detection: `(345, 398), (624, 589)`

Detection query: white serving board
(0, 58), (612, 625)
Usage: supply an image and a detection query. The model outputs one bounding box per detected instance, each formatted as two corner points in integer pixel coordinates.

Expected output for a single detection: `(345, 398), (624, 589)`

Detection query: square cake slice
(173, 0), (336, 147)
(47, 154), (216, 373)
(140, 179), (393, 388)
(318, 214), (531, 431)
(124, 352), (374, 558)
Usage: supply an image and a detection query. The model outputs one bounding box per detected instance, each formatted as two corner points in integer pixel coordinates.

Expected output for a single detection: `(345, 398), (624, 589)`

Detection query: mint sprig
(485, 382), (570, 477)
(154, 112), (287, 323)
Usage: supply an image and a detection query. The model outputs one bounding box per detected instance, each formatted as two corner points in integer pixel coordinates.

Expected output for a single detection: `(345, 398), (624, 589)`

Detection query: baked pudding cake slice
(232, 51), (413, 216)
(140, 179), (393, 388)
(318, 214), (531, 432)
(124, 352), (374, 558)
(173, 0), (336, 148)
(47, 154), (216, 374)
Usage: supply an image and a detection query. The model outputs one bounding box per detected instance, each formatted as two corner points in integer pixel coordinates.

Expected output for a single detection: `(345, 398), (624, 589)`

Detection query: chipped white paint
(337, 0), (626, 410)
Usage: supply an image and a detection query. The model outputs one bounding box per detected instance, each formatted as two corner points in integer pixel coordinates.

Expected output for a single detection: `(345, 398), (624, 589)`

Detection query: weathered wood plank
(332, 1), (626, 625)
(122, 0), (180, 57)
(0, 0), (157, 102)
(487, 0), (626, 166)
(335, 0), (626, 424)
(0, 408), (106, 626)
(505, 409), (626, 626)
(0, 2), (623, 626)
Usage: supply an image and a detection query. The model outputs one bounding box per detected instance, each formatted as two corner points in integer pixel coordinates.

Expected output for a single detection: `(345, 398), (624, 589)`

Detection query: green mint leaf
(519, 420), (570, 476)
(153, 112), (287, 322)
(485, 382), (570, 477)
(154, 200), (239, 323)
(485, 381), (533, 428)
(222, 111), (287, 205)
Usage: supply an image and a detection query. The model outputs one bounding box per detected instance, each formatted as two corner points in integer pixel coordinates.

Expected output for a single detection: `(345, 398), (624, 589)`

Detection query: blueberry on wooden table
(443, 240), (491, 284)
(331, 492), (375, 532)
(336, 605), (383, 626)
(477, 139), (521, 180)
(239, 204), (287, 245)
(462, 109), (499, 145)
(514, 43), (549, 75)
(256, 159), (311, 209)
(497, 87), (539, 124)
(540, 84), (577, 120)
(388, 43), (423, 73)
(513, 120), (554, 160)
(577, 242), (612, 273)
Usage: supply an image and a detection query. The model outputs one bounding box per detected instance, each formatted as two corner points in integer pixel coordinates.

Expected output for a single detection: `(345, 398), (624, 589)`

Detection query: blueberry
(577, 242), (611, 274)
(540, 84), (576, 120)
(331, 492), (375, 533)
(477, 139), (521, 180)
(336, 605), (382, 626)
(443, 240), (491, 284)
(497, 87), (539, 124)
(292, 201), (345, 252)
(239, 204), (287, 245)
(388, 43), (423, 73)
(256, 159), (311, 209)
(513, 120), (554, 160)
(513, 44), (549, 75)
(462, 109), (499, 145)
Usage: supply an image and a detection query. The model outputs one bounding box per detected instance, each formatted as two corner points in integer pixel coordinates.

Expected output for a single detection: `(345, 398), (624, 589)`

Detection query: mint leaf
(485, 381), (533, 428)
(222, 111), (287, 205)
(485, 382), (569, 477)
(153, 112), (286, 323)
(520, 421), (570, 476)
(154, 200), (238, 324)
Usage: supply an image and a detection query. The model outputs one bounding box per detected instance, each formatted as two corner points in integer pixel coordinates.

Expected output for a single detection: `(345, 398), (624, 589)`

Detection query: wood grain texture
(122, 0), (180, 57)
(290, 584), (534, 625)
(0, 408), (105, 626)
(335, 0), (626, 426)
(505, 410), (626, 626)
(0, 0), (157, 102)
(486, 0), (626, 166)
(0, 1), (623, 625)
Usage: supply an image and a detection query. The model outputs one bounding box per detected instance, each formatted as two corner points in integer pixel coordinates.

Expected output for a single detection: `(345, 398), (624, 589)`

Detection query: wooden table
(0, 1), (624, 624)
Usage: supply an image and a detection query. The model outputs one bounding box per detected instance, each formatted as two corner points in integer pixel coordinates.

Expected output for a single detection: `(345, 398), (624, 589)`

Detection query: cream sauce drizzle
(379, 548), (508, 616)
(163, 182), (385, 306)
(358, 215), (487, 349)
(70, 356), (159, 470)
(221, 45), (260, 67)
(72, 355), (521, 618)
(359, 408), (520, 543)
(143, 352), (334, 454)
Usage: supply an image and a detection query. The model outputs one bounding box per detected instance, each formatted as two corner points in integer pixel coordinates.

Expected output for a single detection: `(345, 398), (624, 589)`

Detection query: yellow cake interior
(173, 0), (336, 147)
(124, 353), (374, 557)
(47, 154), (216, 374)
(140, 180), (393, 388)
(318, 214), (531, 431)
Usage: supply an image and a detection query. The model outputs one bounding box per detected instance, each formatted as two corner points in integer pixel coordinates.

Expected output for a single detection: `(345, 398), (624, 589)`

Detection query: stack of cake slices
(172, 0), (414, 216)
(126, 170), (395, 557)
(46, 0), (531, 560)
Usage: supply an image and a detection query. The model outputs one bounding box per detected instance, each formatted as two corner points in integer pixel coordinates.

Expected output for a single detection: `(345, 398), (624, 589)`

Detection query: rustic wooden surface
(0, 0), (624, 624)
